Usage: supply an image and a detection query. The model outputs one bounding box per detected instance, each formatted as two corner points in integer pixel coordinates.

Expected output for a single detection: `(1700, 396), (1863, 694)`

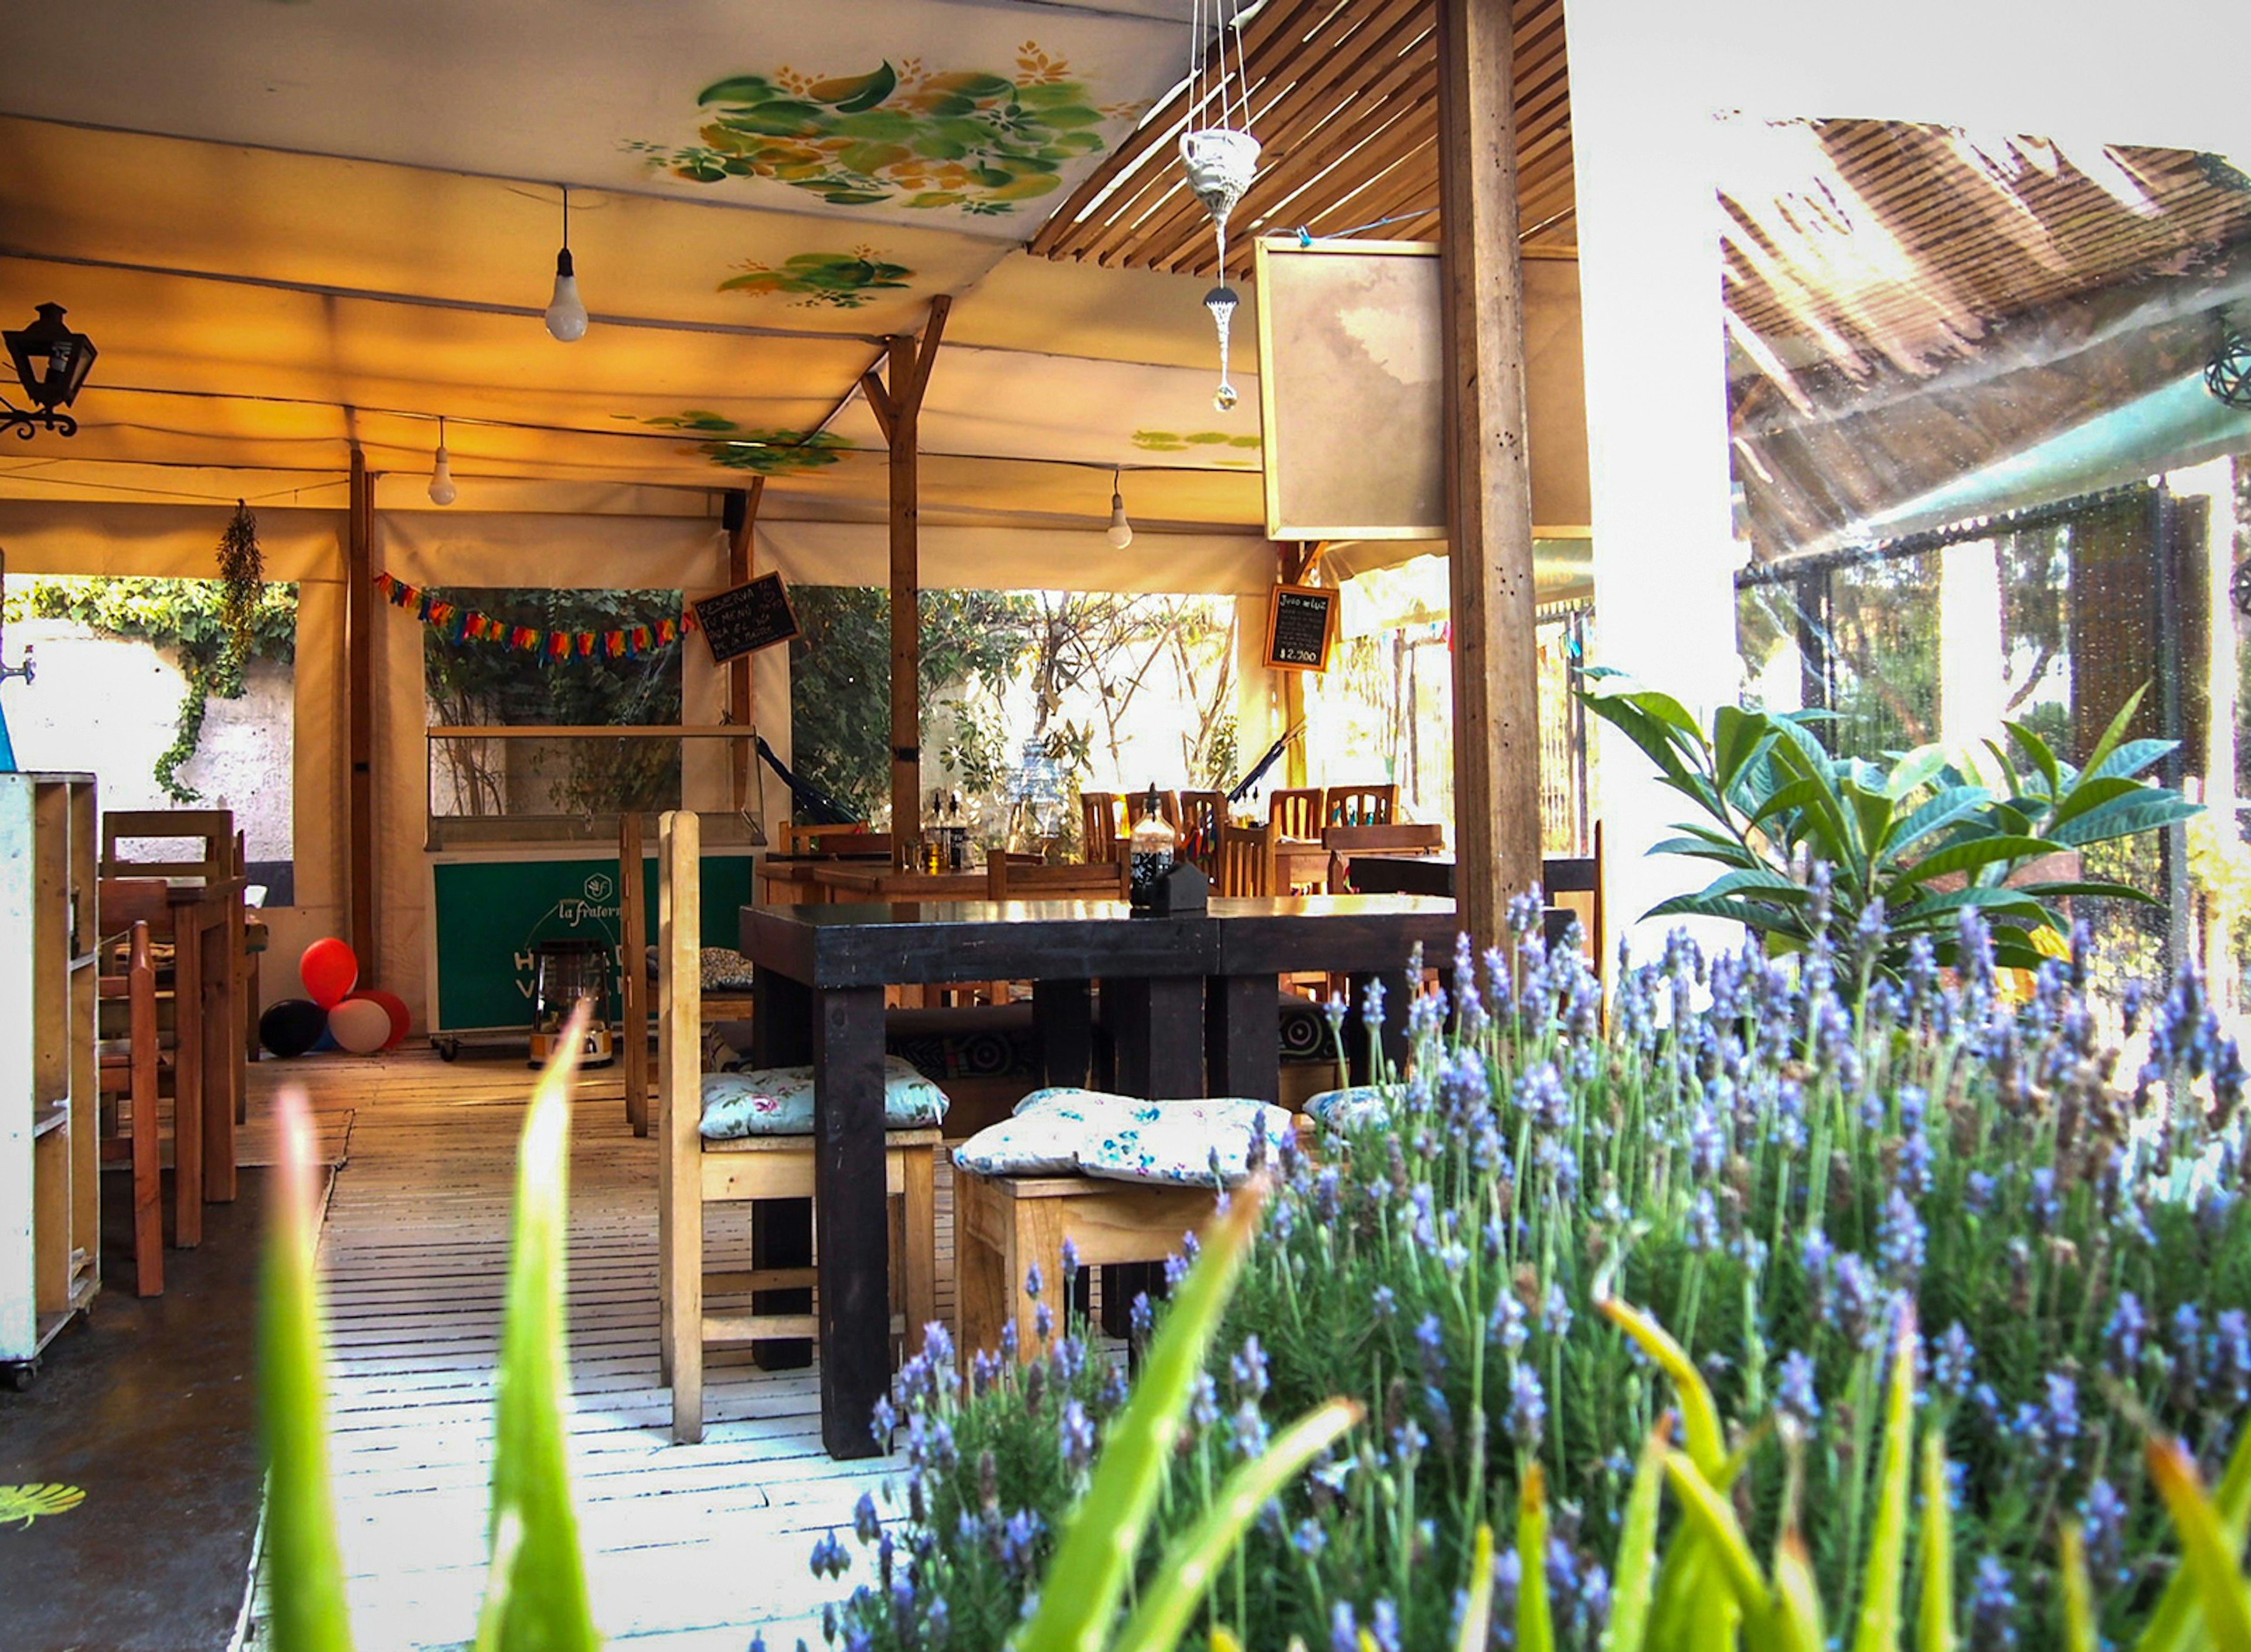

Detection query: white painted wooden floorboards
(243, 1050), (941, 1652)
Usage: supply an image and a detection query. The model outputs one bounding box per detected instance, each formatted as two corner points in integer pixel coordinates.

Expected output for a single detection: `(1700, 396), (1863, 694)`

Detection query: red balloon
(300, 937), (359, 1009)
(350, 988), (412, 1051)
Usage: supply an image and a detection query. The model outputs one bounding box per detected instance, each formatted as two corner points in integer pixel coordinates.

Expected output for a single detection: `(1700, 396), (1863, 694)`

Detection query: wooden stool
(955, 1168), (1218, 1360)
(665, 1128), (941, 1442)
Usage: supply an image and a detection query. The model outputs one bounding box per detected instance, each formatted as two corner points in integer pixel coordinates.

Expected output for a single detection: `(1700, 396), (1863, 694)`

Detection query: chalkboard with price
(692, 573), (799, 665)
(1263, 583), (1337, 672)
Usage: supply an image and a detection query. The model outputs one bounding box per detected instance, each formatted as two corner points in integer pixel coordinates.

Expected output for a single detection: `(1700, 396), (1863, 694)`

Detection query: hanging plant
(216, 499), (263, 665)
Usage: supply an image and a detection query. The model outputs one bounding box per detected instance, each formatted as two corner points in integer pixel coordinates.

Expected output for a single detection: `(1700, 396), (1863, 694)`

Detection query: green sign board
(430, 852), (757, 1034)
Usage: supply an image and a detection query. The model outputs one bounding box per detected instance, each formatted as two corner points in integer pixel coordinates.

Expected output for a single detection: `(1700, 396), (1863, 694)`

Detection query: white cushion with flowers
(698, 1056), (950, 1140)
(953, 1088), (1293, 1187)
(1302, 1085), (1392, 1132)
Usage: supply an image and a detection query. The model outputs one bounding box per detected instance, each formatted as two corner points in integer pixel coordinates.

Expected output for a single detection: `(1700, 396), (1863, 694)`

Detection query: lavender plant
(827, 895), (2251, 1652)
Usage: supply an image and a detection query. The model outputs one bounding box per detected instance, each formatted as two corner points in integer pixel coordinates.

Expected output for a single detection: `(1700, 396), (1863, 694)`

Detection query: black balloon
(260, 997), (328, 1058)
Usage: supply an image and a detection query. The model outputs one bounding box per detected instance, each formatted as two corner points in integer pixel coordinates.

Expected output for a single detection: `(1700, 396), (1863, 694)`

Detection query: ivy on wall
(2, 577), (298, 801)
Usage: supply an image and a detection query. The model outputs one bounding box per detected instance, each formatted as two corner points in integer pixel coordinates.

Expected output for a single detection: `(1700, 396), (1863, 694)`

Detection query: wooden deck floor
(246, 1048), (925, 1652)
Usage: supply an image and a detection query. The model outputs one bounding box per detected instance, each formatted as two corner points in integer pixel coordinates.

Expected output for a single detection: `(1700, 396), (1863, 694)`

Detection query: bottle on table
(947, 791), (968, 872)
(1128, 783), (1177, 898)
(924, 790), (947, 874)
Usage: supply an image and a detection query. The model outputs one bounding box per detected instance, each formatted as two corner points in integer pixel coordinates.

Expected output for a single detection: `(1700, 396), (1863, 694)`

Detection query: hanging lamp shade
(4, 304), (97, 412)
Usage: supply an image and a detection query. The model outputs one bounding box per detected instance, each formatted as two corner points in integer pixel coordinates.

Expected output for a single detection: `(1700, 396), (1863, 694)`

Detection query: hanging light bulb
(1106, 468), (1134, 550)
(544, 184), (589, 342)
(427, 416), (458, 506)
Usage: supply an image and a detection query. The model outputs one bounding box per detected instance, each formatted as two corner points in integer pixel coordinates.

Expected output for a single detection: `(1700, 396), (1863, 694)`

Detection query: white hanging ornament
(1181, 127), (1259, 412)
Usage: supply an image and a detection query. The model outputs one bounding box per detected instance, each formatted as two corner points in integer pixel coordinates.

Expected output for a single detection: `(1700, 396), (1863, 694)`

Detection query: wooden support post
(1436, 0), (1543, 944)
(346, 448), (377, 975)
(725, 481), (763, 810)
(863, 299), (950, 868)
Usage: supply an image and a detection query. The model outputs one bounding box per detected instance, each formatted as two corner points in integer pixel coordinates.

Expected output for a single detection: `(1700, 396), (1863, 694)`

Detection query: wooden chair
(100, 809), (236, 880)
(96, 878), (203, 1248)
(96, 920), (164, 1297)
(658, 808), (940, 1444)
(1324, 784), (1397, 827)
(1324, 822), (1445, 892)
(1176, 790), (1226, 875)
(1216, 823), (1272, 897)
(1266, 788), (1325, 840)
(987, 857), (1129, 899)
(1543, 822), (1605, 973)
(1077, 792), (1124, 864)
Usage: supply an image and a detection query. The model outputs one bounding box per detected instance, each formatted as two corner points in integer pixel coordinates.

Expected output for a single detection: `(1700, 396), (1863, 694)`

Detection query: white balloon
(328, 997), (393, 1055)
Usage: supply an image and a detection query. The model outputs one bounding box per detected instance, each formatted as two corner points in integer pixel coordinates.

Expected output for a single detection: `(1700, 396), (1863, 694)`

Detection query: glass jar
(1128, 786), (1177, 897)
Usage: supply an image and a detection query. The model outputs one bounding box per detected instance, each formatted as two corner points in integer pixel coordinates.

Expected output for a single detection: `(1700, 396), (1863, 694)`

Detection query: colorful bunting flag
(368, 570), (696, 664)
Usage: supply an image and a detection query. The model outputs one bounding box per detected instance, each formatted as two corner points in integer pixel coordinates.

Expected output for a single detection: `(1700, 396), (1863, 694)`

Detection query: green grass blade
(260, 1089), (358, 1652)
(1110, 1399), (1362, 1652)
(1455, 1525), (1495, 1652)
(1601, 1419), (1672, 1652)
(1851, 1312), (1919, 1652)
(2060, 1523), (2099, 1652)
(2136, 1415), (2251, 1652)
(1599, 1297), (1726, 1479)
(487, 1007), (599, 1652)
(1518, 1464), (1555, 1652)
(2146, 1437), (2251, 1652)
(1016, 1183), (1269, 1652)
(1917, 1433), (1953, 1652)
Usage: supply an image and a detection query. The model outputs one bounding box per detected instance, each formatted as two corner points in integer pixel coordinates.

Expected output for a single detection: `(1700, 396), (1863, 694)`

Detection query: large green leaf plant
(1580, 672), (2199, 976)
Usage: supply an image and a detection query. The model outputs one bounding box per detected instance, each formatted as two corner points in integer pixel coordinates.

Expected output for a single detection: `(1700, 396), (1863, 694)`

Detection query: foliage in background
(832, 897), (2251, 1652)
(5, 575), (298, 801)
(423, 586), (686, 819)
(1581, 674), (2199, 977)
(721, 249), (914, 308)
(788, 586), (1035, 821)
(217, 500), (265, 666)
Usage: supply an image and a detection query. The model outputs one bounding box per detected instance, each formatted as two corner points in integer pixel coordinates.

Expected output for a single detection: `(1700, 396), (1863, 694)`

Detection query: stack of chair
(95, 919), (164, 1296)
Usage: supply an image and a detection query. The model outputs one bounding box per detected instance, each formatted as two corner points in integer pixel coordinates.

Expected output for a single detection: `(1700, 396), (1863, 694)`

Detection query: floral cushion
(698, 1056), (949, 1140)
(956, 1089), (1293, 1187)
(1303, 1085), (1392, 1131)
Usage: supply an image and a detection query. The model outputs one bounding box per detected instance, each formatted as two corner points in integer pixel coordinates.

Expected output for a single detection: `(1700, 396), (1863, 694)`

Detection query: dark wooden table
(1341, 852), (1456, 898)
(739, 893), (1457, 1457)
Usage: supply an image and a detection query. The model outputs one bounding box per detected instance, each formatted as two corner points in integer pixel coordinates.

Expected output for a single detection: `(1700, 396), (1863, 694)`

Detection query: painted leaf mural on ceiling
(720, 250), (915, 308)
(637, 413), (852, 473)
(630, 46), (1135, 215)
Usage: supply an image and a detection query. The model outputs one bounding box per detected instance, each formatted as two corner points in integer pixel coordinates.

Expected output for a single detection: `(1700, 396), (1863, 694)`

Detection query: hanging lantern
(1180, 0), (1257, 412)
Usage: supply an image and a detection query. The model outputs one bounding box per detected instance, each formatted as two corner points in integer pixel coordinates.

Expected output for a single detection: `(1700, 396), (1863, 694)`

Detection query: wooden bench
(954, 1167), (1218, 1360)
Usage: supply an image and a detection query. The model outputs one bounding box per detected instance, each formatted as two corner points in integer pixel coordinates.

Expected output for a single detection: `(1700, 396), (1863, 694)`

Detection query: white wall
(1566, 0), (2251, 963)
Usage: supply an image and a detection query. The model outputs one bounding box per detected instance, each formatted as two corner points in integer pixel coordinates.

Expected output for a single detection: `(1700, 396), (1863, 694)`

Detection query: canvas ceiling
(0, 0), (1291, 545)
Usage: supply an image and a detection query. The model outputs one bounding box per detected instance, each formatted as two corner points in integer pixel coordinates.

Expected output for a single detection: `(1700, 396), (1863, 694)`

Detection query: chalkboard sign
(693, 573), (799, 664)
(1264, 584), (1337, 672)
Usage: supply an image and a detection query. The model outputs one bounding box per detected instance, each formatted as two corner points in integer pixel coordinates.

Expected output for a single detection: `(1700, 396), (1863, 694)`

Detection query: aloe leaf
(487, 1006), (599, 1652)
(1110, 1399), (1362, 1652)
(2145, 1436), (2251, 1652)
(1849, 1312), (1918, 1652)
(2136, 1413), (2251, 1652)
(1518, 1464), (1555, 1652)
(1456, 1525), (1496, 1652)
(1662, 1451), (1774, 1619)
(473, 1513), (524, 1652)
(1018, 1184), (1268, 1652)
(1917, 1433), (1953, 1652)
(1599, 1299), (1726, 1478)
(1773, 1531), (1825, 1652)
(2060, 1523), (2098, 1652)
(260, 1090), (358, 1652)
(1602, 1420), (1672, 1652)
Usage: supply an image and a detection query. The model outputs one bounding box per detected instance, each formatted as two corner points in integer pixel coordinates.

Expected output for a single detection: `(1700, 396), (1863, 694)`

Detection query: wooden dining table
(738, 892), (1457, 1457)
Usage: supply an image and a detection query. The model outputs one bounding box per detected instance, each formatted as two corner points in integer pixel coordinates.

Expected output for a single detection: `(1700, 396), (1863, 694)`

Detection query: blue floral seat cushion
(698, 1056), (950, 1140)
(1303, 1085), (1391, 1131)
(954, 1088), (1294, 1187)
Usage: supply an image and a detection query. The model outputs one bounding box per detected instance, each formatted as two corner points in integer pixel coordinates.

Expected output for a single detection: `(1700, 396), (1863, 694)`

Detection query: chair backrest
(1176, 790), (1226, 872)
(1216, 823), (1271, 897)
(780, 822), (891, 858)
(101, 809), (235, 881)
(1542, 823), (1604, 973)
(1324, 784), (1397, 827)
(987, 857), (1128, 899)
(1267, 788), (1324, 839)
(98, 877), (175, 938)
(1078, 792), (1122, 863)
(1324, 822), (1443, 855)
